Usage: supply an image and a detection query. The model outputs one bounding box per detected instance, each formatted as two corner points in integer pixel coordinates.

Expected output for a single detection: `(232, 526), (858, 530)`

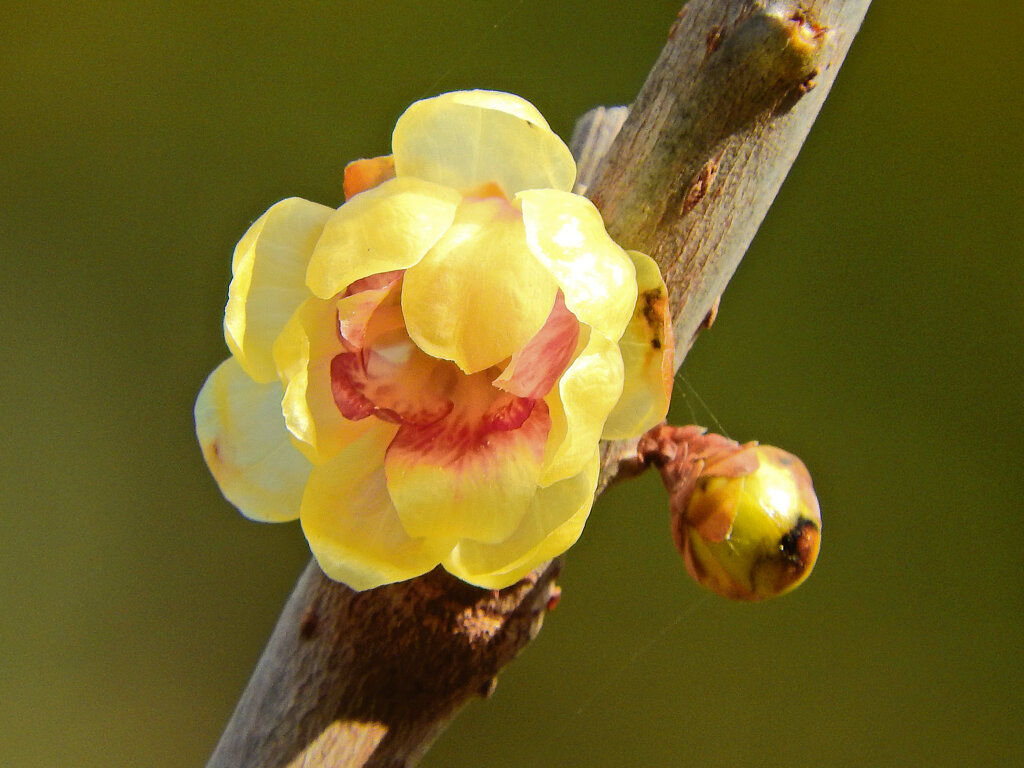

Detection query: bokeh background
(3, 0), (1020, 765)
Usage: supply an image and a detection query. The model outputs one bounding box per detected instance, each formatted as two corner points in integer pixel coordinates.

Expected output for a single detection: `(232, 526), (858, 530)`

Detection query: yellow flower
(195, 90), (673, 590)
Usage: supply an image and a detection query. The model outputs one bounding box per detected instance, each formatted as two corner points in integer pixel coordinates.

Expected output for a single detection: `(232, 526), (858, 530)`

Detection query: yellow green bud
(638, 426), (821, 601)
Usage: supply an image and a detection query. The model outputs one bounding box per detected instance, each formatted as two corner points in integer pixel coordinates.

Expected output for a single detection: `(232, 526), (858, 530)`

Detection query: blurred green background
(2, 0), (1020, 765)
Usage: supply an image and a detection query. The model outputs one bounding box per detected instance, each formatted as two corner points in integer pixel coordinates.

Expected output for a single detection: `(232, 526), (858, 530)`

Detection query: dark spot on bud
(779, 517), (819, 567)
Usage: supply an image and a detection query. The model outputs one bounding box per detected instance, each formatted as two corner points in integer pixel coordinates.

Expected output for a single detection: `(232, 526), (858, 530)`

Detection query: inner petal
(335, 273), (404, 352)
(331, 337), (456, 427)
(493, 290), (580, 400)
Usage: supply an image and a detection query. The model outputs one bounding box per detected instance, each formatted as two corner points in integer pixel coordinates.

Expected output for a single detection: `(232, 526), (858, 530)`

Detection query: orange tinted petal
(343, 155), (396, 200)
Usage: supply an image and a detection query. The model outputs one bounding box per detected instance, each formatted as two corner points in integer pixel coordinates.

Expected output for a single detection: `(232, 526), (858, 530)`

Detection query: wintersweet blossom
(195, 90), (672, 590)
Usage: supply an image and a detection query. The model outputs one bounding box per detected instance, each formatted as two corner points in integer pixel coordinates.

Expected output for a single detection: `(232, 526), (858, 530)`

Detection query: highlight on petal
(603, 249), (674, 439)
(385, 398), (551, 545)
(519, 188), (637, 342)
(195, 357), (311, 522)
(305, 177), (461, 299)
(444, 448), (599, 589)
(273, 297), (373, 464)
(393, 90), (577, 196)
(540, 331), (624, 486)
(225, 198), (334, 383)
(301, 420), (457, 591)
(402, 196), (558, 374)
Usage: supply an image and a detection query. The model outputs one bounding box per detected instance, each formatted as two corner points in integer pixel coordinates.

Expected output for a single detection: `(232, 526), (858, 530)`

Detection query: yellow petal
(519, 188), (637, 342)
(301, 420), (456, 591)
(402, 196), (558, 373)
(393, 90), (576, 195)
(305, 177), (460, 299)
(225, 197), (334, 383)
(195, 357), (311, 522)
(385, 399), (551, 545)
(602, 249), (674, 439)
(540, 331), (624, 486)
(444, 449), (599, 589)
(273, 297), (373, 464)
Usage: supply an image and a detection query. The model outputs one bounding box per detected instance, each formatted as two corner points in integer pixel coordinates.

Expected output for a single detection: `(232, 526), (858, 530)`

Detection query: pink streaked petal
(330, 343), (455, 427)
(493, 291), (580, 399)
(385, 399), (551, 544)
(342, 269), (404, 298)
(483, 393), (535, 432)
(330, 352), (377, 421)
(335, 284), (395, 353)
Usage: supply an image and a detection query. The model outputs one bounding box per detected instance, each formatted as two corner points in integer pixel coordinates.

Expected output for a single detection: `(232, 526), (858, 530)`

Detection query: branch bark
(207, 2), (870, 766)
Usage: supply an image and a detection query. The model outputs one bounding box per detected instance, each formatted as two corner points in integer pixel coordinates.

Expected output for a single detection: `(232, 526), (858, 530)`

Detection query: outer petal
(393, 90), (576, 195)
(305, 177), (461, 299)
(519, 188), (637, 342)
(385, 400), (551, 544)
(444, 449), (600, 589)
(225, 198), (334, 383)
(195, 357), (311, 522)
(402, 197), (558, 374)
(602, 250), (674, 438)
(540, 331), (624, 487)
(273, 297), (372, 464)
(301, 420), (456, 591)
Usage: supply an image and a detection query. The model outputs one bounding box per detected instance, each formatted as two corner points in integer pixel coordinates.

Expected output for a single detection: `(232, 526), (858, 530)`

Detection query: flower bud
(638, 426), (821, 601)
